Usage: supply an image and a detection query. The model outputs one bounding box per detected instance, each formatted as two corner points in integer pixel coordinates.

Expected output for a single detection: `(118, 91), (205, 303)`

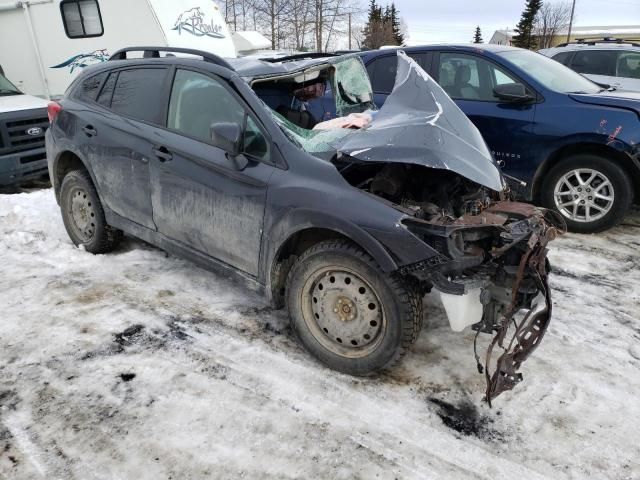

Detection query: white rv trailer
(0, 0), (268, 99)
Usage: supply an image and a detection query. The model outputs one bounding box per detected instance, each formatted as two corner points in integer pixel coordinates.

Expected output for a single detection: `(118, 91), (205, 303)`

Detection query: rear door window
(617, 51), (640, 79)
(552, 51), (573, 66)
(109, 68), (168, 124)
(570, 50), (617, 76)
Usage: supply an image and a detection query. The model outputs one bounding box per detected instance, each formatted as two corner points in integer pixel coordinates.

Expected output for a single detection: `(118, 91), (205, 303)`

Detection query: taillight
(47, 101), (62, 123)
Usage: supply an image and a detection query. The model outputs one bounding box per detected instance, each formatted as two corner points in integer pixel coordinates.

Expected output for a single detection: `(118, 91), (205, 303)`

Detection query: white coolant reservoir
(438, 288), (484, 332)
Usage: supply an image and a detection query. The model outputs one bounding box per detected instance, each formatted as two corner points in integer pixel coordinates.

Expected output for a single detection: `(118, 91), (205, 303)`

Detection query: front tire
(542, 154), (632, 233)
(286, 240), (423, 375)
(60, 169), (122, 253)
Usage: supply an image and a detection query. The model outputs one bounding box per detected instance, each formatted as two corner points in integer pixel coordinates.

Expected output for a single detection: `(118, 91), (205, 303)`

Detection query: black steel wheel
(286, 240), (423, 375)
(60, 170), (122, 253)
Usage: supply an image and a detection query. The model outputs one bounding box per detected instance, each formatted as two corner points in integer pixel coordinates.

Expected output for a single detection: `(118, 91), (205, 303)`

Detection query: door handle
(152, 146), (173, 162)
(82, 125), (97, 137)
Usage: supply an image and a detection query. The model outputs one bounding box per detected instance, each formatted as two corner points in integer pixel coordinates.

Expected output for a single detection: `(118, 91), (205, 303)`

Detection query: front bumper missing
(402, 202), (565, 403)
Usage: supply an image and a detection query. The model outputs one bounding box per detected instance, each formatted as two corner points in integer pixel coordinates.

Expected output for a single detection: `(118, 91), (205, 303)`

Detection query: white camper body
(0, 0), (258, 98)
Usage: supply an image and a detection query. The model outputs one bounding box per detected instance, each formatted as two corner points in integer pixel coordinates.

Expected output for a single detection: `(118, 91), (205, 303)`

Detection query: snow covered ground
(1, 188), (639, 480)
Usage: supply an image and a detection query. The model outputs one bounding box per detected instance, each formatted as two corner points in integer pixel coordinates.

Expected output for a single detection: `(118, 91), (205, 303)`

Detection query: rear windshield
(498, 50), (601, 94)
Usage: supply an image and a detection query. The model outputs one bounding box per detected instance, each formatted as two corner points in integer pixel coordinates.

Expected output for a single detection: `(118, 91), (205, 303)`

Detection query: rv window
(60, 0), (104, 39)
(110, 69), (169, 124)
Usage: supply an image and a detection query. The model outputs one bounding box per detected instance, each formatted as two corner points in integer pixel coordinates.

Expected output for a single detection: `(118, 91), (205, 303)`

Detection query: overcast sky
(389, 0), (640, 44)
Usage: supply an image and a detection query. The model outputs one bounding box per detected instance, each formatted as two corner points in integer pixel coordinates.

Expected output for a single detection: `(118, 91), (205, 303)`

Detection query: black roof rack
(260, 52), (336, 63)
(556, 37), (640, 48)
(108, 47), (234, 70)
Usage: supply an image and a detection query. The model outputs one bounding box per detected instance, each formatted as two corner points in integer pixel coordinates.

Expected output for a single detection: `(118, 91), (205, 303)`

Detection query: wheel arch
(531, 142), (640, 202)
(52, 150), (98, 201)
(266, 224), (398, 309)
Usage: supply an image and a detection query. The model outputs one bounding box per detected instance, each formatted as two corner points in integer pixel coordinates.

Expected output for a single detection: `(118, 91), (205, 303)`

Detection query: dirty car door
(86, 68), (169, 229)
(150, 68), (274, 276)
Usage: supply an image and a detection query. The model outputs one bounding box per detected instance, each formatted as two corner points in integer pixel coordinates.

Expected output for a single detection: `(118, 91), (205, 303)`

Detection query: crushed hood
(334, 51), (504, 192)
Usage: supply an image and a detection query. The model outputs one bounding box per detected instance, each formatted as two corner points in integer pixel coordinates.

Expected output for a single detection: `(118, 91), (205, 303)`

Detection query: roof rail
(108, 47), (234, 70)
(260, 52), (336, 63)
(556, 37), (640, 48)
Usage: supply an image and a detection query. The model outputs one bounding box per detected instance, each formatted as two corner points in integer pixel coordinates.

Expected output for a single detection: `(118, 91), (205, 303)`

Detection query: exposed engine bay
(337, 161), (566, 403)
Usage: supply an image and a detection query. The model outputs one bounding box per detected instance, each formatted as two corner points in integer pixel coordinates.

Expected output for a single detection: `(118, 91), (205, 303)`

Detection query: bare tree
(535, 1), (573, 49)
(217, 0), (363, 52)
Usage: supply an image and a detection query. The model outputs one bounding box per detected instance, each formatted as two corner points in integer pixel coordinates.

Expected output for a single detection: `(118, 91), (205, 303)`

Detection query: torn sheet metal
(334, 51), (504, 192)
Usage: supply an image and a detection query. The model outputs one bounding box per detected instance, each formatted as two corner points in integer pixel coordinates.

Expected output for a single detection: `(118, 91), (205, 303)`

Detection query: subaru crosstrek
(46, 47), (564, 402)
(351, 45), (640, 233)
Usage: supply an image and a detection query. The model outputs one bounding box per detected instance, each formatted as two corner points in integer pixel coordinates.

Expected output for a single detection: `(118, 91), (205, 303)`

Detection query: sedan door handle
(152, 146), (173, 162)
(82, 125), (97, 137)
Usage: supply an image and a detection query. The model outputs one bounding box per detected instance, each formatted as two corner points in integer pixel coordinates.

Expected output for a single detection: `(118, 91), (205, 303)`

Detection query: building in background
(490, 25), (640, 47)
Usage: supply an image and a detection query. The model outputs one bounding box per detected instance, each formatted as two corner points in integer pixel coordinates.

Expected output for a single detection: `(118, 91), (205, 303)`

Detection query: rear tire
(541, 154), (632, 233)
(60, 169), (122, 253)
(286, 240), (423, 375)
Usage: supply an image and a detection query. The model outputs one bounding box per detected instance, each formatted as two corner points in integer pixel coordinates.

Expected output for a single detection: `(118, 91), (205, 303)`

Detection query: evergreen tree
(473, 26), (483, 43)
(390, 3), (404, 45)
(512, 0), (543, 49)
(363, 0), (400, 49)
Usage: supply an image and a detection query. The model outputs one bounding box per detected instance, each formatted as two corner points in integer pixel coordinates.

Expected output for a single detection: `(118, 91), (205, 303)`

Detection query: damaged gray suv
(46, 47), (564, 402)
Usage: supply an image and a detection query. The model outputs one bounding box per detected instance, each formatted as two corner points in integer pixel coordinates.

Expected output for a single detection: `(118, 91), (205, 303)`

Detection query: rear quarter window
(73, 71), (107, 102)
(109, 68), (168, 124)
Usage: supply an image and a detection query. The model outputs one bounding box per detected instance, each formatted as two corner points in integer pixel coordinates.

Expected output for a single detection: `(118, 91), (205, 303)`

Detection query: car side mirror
(493, 83), (532, 103)
(211, 122), (242, 156)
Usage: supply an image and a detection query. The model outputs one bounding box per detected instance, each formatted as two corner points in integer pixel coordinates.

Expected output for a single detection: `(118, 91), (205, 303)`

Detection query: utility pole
(566, 0), (576, 43)
(348, 12), (352, 50)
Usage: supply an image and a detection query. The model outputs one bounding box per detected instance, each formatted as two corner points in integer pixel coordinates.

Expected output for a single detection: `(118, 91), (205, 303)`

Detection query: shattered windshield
(330, 56), (375, 116)
(266, 51), (503, 191)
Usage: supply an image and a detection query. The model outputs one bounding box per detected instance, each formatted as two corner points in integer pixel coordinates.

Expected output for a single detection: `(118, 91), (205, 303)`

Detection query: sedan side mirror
(493, 83), (532, 103)
(211, 122), (242, 156)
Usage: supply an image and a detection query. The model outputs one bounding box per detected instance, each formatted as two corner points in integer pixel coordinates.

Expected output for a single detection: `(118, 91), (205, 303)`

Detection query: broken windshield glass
(330, 56), (376, 116)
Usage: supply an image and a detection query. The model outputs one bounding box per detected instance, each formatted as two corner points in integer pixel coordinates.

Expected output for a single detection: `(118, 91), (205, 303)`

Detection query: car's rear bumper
(0, 147), (48, 186)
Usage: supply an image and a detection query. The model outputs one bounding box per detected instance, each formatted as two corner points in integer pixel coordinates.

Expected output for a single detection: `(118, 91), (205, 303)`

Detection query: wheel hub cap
(69, 189), (96, 241)
(553, 168), (614, 223)
(304, 268), (384, 356)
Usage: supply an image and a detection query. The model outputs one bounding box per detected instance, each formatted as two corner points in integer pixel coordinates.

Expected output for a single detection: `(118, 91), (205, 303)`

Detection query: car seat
(452, 65), (480, 99)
